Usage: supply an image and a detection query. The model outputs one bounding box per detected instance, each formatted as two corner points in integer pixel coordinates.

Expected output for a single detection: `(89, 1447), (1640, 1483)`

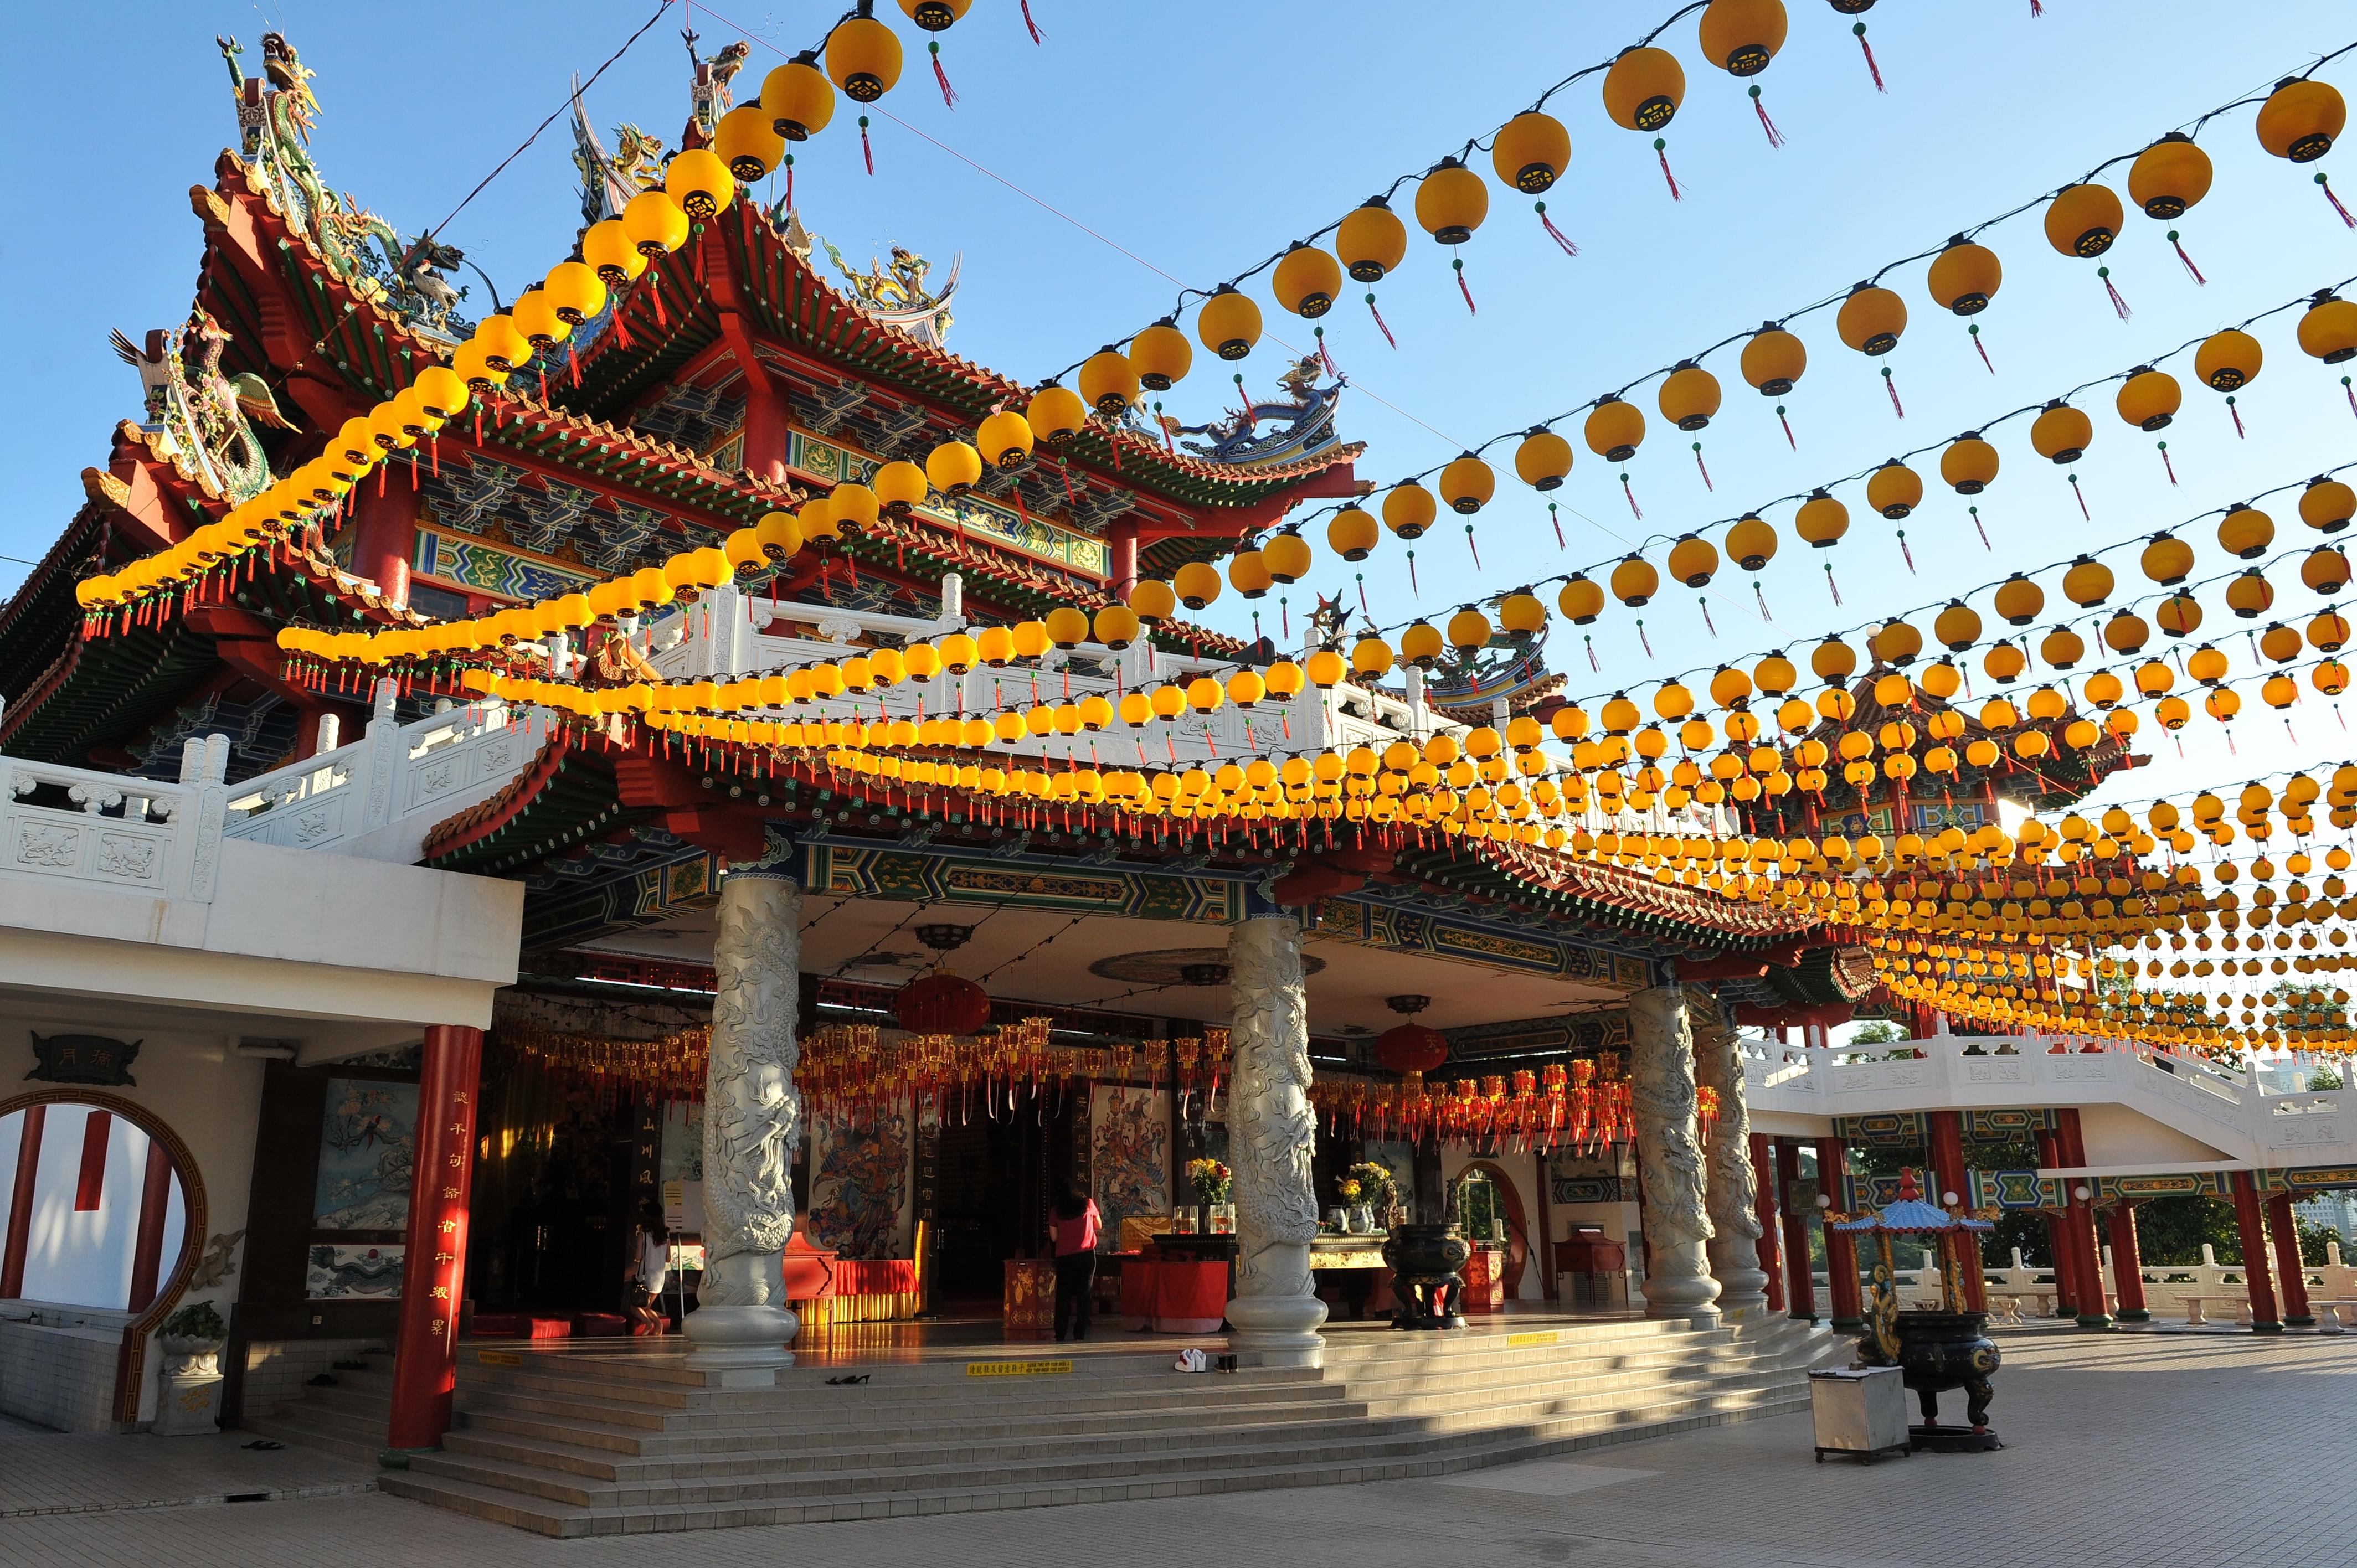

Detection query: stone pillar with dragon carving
(683, 866), (804, 1383)
(1690, 986), (1769, 1317)
(1627, 984), (1722, 1322)
(1224, 911), (1329, 1368)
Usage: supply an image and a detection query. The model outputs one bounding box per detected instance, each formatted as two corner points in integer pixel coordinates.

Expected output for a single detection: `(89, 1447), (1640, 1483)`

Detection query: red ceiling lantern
(1377, 1024), (1448, 1075)
(894, 972), (991, 1036)
(1376, 995), (1448, 1075)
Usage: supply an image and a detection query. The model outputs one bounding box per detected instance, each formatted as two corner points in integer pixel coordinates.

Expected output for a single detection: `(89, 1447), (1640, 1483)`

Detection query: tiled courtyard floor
(2, 1326), (2350, 1567)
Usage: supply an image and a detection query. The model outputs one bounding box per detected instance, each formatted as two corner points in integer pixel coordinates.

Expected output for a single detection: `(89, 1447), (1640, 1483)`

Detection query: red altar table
(1119, 1256), (1228, 1333)
(1004, 1259), (1056, 1339)
(1462, 1245), (1507, 1314)
(833, 1259), (920, 1322)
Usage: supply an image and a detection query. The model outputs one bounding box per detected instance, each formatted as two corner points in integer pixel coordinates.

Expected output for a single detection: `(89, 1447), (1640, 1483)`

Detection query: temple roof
(557, 201), (1363, 514)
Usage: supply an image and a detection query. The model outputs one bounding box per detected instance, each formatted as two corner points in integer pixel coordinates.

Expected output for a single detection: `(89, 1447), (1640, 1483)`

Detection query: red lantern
(1376, 1023), (1448, 1075)
(894, 972), (991, 1036)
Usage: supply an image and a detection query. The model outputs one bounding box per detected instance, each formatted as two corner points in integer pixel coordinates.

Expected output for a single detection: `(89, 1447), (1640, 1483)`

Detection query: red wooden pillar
(2056, 1109), (2111, 1328)
(387, 1025), (485, 1450)
(1775, 1139), (1816, 1321)
(1107, 521), (1139, 605)
(2107, 1201), (2150, 1324)
(349, 479), (418, 612)
(1818, 1136), (1864, 1329)
(1, 1105), (45, 1298)
(2229, 1170), (2282, 1333)
(125, 1136), (175, 1313)
(1924, 1111), (1987, 1312)
(2265, 1192), (2314, 1327)
(2035, 1127), (2078, 1317)
(1749, 1133), (1784, 1313)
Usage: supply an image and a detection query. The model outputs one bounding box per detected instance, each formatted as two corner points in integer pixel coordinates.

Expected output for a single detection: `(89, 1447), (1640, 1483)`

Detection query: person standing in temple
(626, 1201), (672, 1335)
(1052, 1181), (1102, 1343)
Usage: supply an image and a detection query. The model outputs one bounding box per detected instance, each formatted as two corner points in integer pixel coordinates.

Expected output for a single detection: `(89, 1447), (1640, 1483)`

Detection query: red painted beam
(125, 1136), (174, 1313)
(74, 1110), (112, 1211)
(1, 1106), (45, 1297)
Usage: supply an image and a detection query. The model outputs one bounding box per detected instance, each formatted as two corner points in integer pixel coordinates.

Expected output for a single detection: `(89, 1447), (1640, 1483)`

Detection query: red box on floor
(521, 1316), (572, 1340)
(573, 1313), (629, 1338)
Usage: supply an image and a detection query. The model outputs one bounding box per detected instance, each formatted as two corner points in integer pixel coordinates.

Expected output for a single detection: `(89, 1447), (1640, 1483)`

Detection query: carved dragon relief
(1628, 985), (1716, 1254)
(1228, 917), (1321, 1301)
(111, 309), (291, 502)
(698, 878), (802, 1304)
(217, 33), (470, 335)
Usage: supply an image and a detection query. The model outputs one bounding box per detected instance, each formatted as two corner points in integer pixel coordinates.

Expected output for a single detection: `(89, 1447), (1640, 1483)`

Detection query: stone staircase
(297, 1316), (1831, 1536)
(243, 1348), (399, 1464)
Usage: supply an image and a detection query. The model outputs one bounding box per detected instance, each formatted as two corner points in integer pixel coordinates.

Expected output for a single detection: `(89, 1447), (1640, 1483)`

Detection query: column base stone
(1226, 1293), (1328, 1369)
(685, 1302), (798, 1384)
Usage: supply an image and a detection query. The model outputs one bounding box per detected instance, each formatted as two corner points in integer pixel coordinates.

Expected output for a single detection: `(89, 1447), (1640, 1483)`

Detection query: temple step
(376, 1379), (1813, 1538)
(370, 1319), (1829, 1536)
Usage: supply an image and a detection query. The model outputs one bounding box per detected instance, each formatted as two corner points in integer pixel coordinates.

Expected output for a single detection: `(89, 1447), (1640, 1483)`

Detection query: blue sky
(3, 0), (2354, 804)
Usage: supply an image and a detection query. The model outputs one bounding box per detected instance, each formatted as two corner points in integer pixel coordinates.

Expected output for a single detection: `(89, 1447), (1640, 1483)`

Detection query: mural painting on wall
(807, 1107), (910, 1261)
(311, 1077), (419, 1229)
(1090, 1085), (1170, 1251)
(306, 1243), (404, 1299)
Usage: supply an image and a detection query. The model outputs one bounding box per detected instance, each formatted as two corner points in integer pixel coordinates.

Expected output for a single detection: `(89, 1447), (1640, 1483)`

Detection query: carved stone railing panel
(1743, 1031), (2357, 1173)
(223, 681), (553, 860)
(0, 737), (227, 904)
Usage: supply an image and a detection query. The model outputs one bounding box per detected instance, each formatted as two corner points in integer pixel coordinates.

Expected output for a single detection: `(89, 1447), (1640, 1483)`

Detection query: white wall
(0, 1107), (185, 1311)
(0, 1020), (265, 1426)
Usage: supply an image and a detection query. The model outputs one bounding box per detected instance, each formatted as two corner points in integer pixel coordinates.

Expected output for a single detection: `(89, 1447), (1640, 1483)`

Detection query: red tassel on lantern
(1367, 293), (1398, 348)
(1454, 259), (1476, 314)
(2100, 267), (2132, 320)
(2323, 173), (2357, 229)
(1654, 138), (1682, 200)
(1854, 23), (1885, 91)
(930, 42), (958, 107)
(1536, 202), (1578, 257)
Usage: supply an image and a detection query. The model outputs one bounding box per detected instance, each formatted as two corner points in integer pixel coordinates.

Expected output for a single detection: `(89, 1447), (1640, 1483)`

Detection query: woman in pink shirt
(1051, 1182), (1102, 1342)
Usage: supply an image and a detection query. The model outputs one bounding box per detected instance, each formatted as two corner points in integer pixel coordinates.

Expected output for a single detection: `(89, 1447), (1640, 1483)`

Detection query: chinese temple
(3, 19), (2332, 1542)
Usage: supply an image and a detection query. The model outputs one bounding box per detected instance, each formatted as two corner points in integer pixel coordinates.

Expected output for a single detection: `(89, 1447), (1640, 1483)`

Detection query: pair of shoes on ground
(824, 1374), (871, 1386)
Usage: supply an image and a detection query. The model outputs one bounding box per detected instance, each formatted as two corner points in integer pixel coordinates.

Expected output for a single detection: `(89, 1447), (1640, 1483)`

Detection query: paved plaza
(1, 1327), (2349, 1567)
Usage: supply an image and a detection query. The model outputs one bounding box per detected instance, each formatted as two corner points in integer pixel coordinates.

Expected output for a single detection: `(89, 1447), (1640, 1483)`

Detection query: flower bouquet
(1187, 1158), (1232, 1206)
(1344, 1161), (1399, 1214)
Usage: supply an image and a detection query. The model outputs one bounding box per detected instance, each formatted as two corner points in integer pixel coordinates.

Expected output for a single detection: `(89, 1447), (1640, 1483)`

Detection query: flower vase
(1210, 1202), (1234, 1235)
(1349, 1205), (1375, 1235)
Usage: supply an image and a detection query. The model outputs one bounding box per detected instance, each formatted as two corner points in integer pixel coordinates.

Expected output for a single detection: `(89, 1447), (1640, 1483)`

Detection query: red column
(125, 1136), (174, 1312)
(388, 1025), (485, 1450)
(1776, 1140), (1816, 1320)
(2230, 1170), (2282, 1333)
(349, 480), (418, 611)
(1107, 521), (1139, 604)
(2107, 1201), (2149, 1324)
(2035, 1127), (2078, 1317)
(1818, 1136), (1864, 1329)
(1924, 1111), (1987, 1312)
(2265, 1192), (2313, 1327)
(1, 1105), (45, 1298)
(2056, 1109), (2111, 1328)
(1749, 1133), (1784, 1313)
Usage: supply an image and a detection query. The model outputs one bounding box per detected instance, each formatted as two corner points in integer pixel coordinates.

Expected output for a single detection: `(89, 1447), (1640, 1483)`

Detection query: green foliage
(1848, 1020), (1905, 1045)
(2310, 1064), (2345, 1091)
(162, 1299), (226, 1340)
